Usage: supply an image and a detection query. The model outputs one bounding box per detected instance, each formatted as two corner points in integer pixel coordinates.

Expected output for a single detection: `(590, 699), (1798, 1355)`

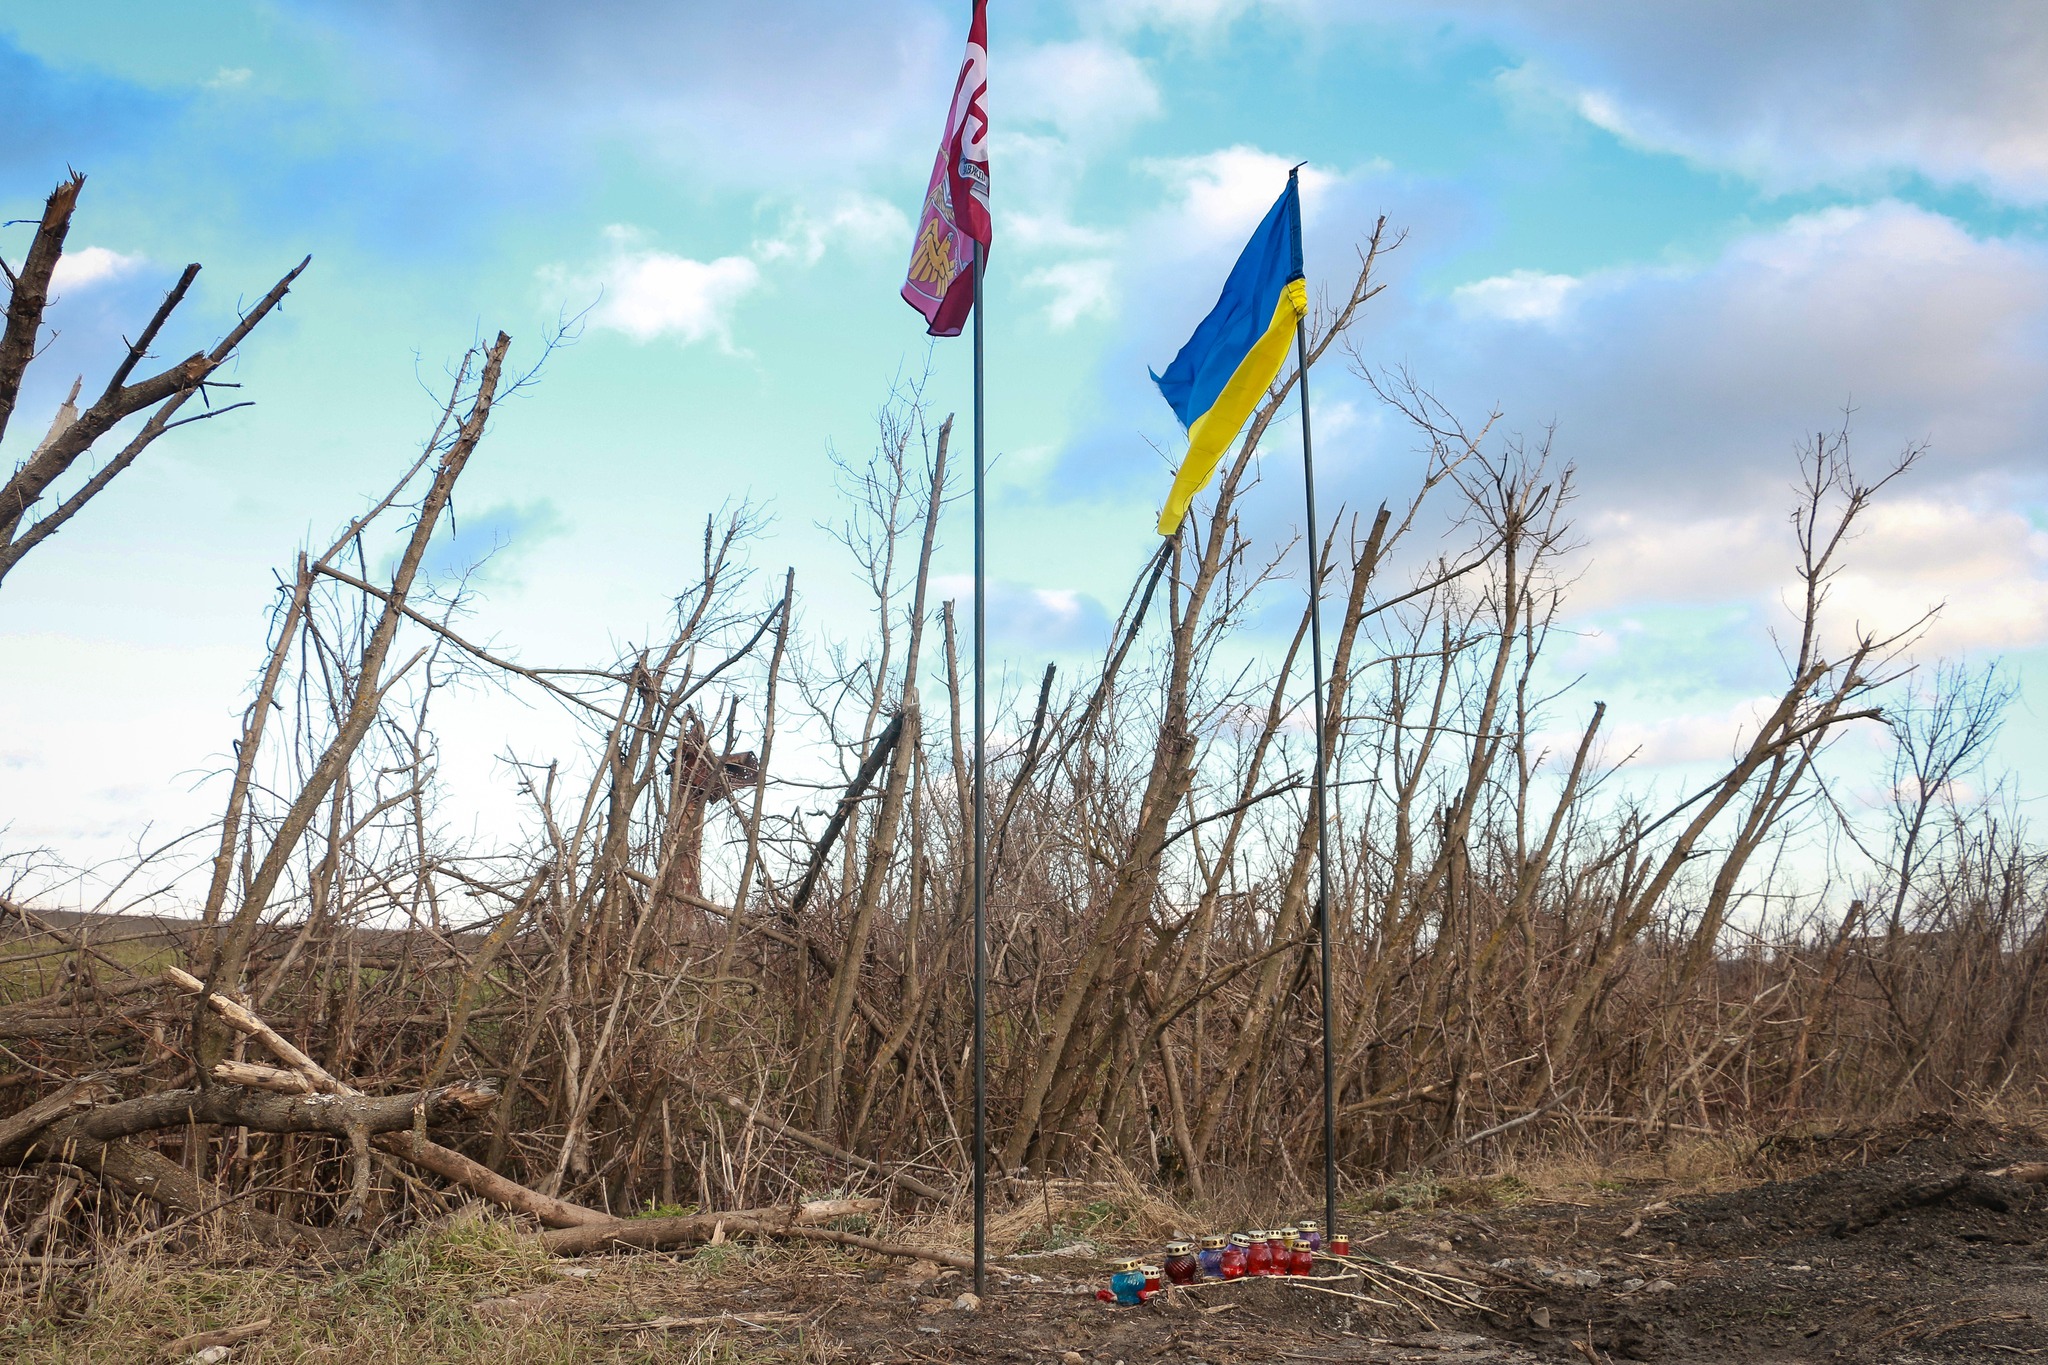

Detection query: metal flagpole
(971, 239), (989, 1300)
(1295, 303), (1339, 1244)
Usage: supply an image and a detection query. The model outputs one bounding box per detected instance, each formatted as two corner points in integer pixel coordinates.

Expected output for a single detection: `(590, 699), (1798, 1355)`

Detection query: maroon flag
(901, 0), (990, 337)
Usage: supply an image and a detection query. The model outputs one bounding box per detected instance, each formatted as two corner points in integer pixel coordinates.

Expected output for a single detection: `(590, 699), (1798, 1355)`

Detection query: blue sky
(4, 0), (2046, 872)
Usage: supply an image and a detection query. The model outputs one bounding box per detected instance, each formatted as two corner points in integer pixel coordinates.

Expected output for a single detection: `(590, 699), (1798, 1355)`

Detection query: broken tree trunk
(159, 954), (613, 1228)
(533, 1199), (971, 1269)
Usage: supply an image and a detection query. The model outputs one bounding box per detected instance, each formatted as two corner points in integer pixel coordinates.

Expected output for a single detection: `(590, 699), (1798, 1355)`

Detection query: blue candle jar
(1297, 1219), (1322, 1253)
(1108, 1258), (1146, 1305)
(1197, 1235), (1226, 1278)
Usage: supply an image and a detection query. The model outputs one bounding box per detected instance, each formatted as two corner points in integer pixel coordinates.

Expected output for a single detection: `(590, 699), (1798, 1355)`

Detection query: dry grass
(0, 1212), (823, 1365)
(984, 1155), (1211, 1253)
(1328, 1124), (1768, 1229)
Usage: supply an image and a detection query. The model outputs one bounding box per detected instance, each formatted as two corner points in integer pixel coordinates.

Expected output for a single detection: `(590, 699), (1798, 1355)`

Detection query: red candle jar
(1329, 1233), (1350, 1257)
(1141, 1264), (1163, 1294)
(1220, 1233), (1250, 1279)
(1163, 1241), (1199, 1285)
(1244, 1231), (1274, 1277)
(1289, 1239), (1315, 1276)
(1266, 1230), (1290, 1266)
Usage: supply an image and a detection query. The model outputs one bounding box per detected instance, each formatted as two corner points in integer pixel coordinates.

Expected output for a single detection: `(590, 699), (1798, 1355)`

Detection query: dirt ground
(610, 1111), (2048, 1365)
(10, 1111), (2046, 1363)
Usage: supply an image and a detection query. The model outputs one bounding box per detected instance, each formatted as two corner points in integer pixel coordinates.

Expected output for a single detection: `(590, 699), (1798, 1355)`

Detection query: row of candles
(1100, 1222), (1353, 1304)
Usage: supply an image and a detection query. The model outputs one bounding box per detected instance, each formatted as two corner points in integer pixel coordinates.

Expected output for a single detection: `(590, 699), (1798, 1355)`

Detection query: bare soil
(620, 1112), (2048, 1364)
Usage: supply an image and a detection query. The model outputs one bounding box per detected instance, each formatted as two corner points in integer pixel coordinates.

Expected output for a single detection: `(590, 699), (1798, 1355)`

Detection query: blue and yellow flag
(1150, 174), (1307, 535)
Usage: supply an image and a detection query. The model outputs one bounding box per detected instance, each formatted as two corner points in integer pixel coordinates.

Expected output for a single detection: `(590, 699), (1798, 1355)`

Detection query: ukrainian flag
(1150, 173), (1307, 536)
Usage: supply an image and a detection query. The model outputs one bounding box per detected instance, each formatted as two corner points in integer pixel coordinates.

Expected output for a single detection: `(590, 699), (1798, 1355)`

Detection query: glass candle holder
(1265, 1229), (1290, 1267)
(1297, 1219), (1322, 1253)
(1329, 1233), (1350, 1257)
(1289, 1239), (1315, 1276)
(1140, 1265), (1163, 1294)
(1220, 1233), (1249, 1279)
(1244, 1231), (1274, 1277)
(1197, 1234), (1226, 1279)
(1109, 1259), (1146, 1305)
(1163, 1241), (1199, 1285)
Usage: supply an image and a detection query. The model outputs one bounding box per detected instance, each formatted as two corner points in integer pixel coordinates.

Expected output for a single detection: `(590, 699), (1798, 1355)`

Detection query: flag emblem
(908, 193), (964, 293)
(1150, 175), (1307, 535)
(901, 0), (990, 337)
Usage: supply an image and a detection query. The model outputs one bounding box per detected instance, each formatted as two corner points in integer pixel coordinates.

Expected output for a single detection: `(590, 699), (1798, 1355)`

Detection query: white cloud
(1565, 493), (2048, 666)
(1099, 0), (1248, 23)
(1598, 694), (1784, 770)
(1008, 39), (1162, 144)
(1341, 199), (2048, 714)
(1416, 202), (2048, 517)
(1026, 260), (1117, 330)
(1569, 508), (1781, 614)
(1096, 2), (2048, 201)
(0, 633), (247, 885)
(1005, 211), (1116, 255)
(755, 193), (909, 266)
(50, 246), (144, 291)
(1092, 0), (1304, 32)
(1143, 146), (1341, 247)
(1421, 1), (2048, 201)
(1451, 269), (1579, 323)
(930, 576), (1112, 651)
(1311, 398), (1363, 441)
(552, 227), (761, 349)
(990, 37), (1161, 314)
(206, 66), (252, 89)
(1828, 497), (2048, 656)
(305, 2), (960, 191)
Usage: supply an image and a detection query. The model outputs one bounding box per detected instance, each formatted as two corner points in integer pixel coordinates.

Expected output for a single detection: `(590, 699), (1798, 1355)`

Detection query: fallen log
(0, 1078), (108, 1152)
(212, 1059), (315, 1094)
(3, 1081), (495, 1162)
(157, 962), (614, 1229)
(371, 1129), (610, 1228)
(794, 1197), (883, 1221)
(48, 1132), (358, 1255)
(533, 1202), (970, 1269)
(0, 1012), (165, 1040)
(163, 966), (346, 1093)
(6, 1078), (607, 1237)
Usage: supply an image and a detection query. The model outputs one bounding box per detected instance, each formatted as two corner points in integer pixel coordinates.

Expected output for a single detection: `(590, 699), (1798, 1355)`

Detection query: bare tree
(0, 173), (308, 588)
